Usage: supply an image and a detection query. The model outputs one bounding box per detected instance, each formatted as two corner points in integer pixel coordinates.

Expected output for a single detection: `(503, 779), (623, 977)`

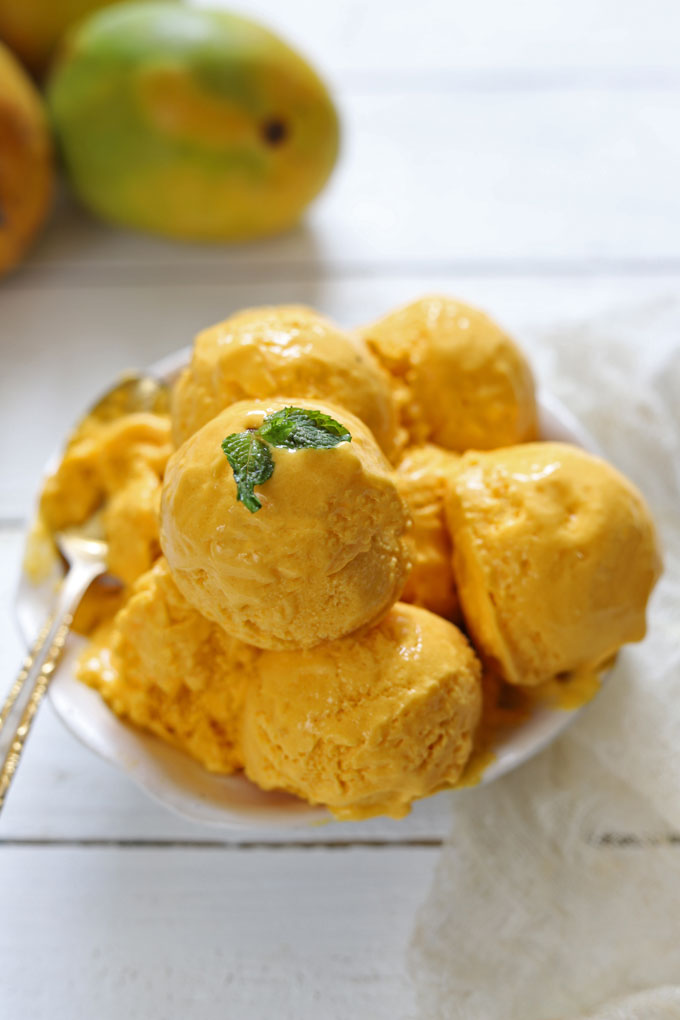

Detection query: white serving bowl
(15, 348), (601, 829)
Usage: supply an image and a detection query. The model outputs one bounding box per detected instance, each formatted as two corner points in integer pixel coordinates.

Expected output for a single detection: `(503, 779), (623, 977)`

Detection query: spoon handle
(0, 558), (104, 814)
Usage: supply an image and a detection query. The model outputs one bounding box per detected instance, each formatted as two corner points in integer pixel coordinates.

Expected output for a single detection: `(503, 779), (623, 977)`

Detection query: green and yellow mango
(47, 3), (340, 241)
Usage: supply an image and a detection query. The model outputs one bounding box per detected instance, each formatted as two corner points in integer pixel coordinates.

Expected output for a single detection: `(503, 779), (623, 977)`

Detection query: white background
(2, 1), (679, 1016)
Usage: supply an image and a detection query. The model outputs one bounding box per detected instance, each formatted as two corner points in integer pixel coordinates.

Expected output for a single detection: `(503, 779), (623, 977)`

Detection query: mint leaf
(221, 431), (274, 513)
(258, 406), (352, 449)
(221, 408), (352, 513)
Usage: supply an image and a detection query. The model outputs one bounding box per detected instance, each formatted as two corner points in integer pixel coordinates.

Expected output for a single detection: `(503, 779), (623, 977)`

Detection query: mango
(0, 0), (117, 76)
(0, 41), (53, 277)
(47, 3), (340, 241)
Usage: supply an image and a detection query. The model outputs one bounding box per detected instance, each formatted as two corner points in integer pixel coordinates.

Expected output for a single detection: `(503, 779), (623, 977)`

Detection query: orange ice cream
(78, 558), (258, 772)
(241, 602), (482, 820)
(38, 410), (172, 585)
(361, 295), (538, 452)
(42, 295), (661, 819)
(161, 398), (410, 650)
(171, 305), (397, 455)
(446, 442), (662, 687)
(395, 444), (461, 621)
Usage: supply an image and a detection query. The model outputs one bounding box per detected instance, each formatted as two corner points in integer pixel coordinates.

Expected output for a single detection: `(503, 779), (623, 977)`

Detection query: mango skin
(46, 3), (340, 241)
(0, 0), (117, 76)
(0, 42), (53, 277)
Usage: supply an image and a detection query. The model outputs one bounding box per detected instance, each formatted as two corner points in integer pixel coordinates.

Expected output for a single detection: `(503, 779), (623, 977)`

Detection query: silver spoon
(0, 375), (170, 812)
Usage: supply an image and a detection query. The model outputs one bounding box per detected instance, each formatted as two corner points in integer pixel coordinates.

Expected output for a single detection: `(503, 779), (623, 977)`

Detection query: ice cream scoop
(241, 602), (482, 820)
(171, 305), (397, 455)
(446, 442), (662, 687)
(395, 444), (461, 620)
(78, 558), (258, 773)
(161, 398), (410, 650)
(39, 389), (172, 585)
(361, 295), (538, 451)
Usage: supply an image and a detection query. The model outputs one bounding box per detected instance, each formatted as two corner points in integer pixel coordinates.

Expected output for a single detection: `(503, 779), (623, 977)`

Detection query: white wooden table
(2, 2), (679, 1016)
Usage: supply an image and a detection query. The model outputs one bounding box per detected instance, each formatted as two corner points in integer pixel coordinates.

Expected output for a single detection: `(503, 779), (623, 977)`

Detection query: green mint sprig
(221, 406), (351, 513)
(258, 406), (352, 448)
(220, 431), (274, 514)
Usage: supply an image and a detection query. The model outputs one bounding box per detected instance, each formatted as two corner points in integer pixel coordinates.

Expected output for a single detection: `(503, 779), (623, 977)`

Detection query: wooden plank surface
(202, 0), (680, 76)
(1, 845), (438, 1020)
(15, 86), (680, 281)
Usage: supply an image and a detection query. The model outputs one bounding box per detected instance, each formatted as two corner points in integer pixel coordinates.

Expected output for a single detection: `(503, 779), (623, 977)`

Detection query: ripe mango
(47, 3), (340, 241)
(0, 0), (117, 76)
(0, 41), (53, 277)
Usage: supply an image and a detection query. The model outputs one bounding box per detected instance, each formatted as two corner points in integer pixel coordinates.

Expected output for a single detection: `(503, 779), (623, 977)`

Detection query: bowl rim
(15, 347), (604, 829)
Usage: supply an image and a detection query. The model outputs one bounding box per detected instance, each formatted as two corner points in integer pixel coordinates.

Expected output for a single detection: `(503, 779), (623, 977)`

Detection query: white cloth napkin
(409, 299), (680, 1019)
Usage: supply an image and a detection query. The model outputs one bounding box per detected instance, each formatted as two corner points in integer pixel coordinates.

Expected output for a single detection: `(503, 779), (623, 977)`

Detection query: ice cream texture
(29, 293), (663, 820)
(79, 558), (257, 772)
(395, 444), (461, 621)
(446, 442), (662, 687)
(171, 305), (397, 456)
(39, 410), (172, 584)
(361, 295), (538, 452)
(241, 602), (483, 819)
(161, 398), (410, 650)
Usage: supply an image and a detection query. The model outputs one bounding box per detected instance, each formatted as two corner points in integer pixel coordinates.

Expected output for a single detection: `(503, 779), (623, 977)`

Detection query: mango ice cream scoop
(78, 558), (258, 772)
(446, 442), (662, 687)
(172, 305), (397, 455)
(161, 398), (410, 650)
(395, 443), (461, 621)
(361, 295), (538, 452)
(241, 602), (482, 820)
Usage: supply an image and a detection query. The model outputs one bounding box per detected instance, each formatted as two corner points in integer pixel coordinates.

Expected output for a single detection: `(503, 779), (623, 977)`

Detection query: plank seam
(7, 258), (680, 290)
(0, 838), (445, 849)
(1, 835), (678, 849)
(338, 67), (680, 95)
